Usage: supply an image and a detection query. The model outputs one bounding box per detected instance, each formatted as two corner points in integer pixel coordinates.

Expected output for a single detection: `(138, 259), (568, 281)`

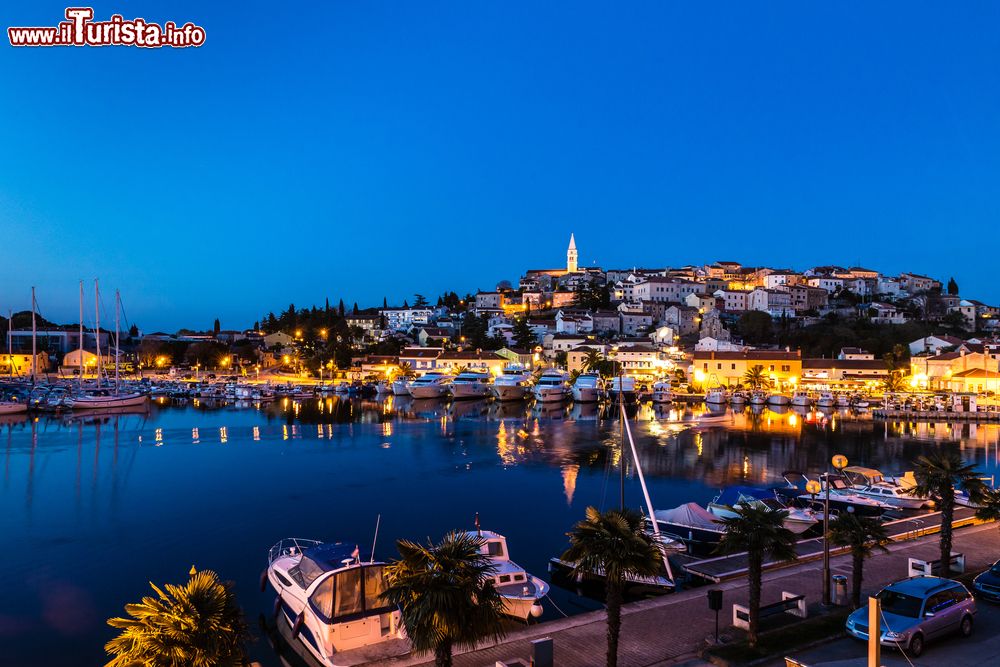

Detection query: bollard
(832, 575), (848, 606)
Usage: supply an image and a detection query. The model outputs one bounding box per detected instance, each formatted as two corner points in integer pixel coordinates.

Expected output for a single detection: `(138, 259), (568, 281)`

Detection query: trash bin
(832, 575), (848, 605)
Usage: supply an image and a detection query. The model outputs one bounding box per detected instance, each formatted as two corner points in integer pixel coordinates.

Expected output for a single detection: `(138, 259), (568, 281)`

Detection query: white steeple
(567, 233), (578, 273)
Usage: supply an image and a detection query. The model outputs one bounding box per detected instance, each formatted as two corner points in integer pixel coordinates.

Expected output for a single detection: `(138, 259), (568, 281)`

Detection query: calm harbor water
(3, 396), (1000, 667)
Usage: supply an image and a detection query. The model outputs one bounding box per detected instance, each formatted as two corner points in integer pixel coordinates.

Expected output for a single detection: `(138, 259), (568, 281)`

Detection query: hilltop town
(2, 235), (998, 395)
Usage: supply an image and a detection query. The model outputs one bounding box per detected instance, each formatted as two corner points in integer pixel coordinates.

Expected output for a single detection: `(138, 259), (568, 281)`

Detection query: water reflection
(6, 398), (1000, 667)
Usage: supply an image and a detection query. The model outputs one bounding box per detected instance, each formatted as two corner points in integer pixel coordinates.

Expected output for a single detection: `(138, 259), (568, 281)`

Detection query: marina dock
(399, 519), (1000, 667)
(678, 506), (979, 582)
(873, 409), (1000, 422)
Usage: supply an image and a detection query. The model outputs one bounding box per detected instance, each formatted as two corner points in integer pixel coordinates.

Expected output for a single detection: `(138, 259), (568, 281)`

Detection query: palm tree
(105, 568), (248, 667)
(383, 531), (506, 667)
(742, 365), (771, 391)
(715, 505), (798, 648)
(569, 369), (582, 384)
(828, 513), (891, 608)
(882, 370), (906, 394)
(398, 361), (416, 378)
(561, 507), (662, 667)
(583, 349), (605, 373)
(975, 488), (1000, 524)
(909, 449), (988, 577)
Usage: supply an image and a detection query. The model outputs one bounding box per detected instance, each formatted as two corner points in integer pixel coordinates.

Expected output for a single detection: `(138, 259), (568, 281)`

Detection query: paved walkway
(391, 521), (1000, 667)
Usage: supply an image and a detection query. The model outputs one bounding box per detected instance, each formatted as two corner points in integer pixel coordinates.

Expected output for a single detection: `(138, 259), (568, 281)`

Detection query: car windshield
(877, 589), (923, 618)
(990, 563), (1000, 575)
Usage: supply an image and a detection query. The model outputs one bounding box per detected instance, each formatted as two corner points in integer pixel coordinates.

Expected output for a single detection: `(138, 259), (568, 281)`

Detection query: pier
(678, 507), (979, 583)
(397, 517), (999, 667)
(873, 408), (1000, 422)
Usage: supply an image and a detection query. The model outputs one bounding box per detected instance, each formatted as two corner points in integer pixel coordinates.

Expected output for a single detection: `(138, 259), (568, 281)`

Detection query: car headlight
(884, 630), (906, 640)
(847, 618), (855, 628)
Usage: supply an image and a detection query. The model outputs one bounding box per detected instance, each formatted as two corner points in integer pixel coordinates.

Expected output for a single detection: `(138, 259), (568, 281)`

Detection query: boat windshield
(877, 590), (922, 618)
(309, 565), (394, 622)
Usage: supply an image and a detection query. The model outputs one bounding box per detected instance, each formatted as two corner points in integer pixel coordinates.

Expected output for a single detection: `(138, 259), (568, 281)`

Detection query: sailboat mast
(621, 411), (675, 583)
(115, 289), (120, 391)
(30, 287), (37, 385)
(79, 280), (84, 388)
(94, 279), (100, 388)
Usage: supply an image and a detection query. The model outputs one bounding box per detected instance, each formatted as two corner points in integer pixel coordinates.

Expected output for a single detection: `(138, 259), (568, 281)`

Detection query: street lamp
(820, 454), (849, 605)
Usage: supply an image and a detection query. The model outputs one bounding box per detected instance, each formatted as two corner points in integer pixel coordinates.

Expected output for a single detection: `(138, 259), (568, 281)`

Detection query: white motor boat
(705, 387), (729, 405)
(66, 389), (149, 410)
(707, 486), (819, 534)
(571, 372), (604, 403)
(391, 379), (411, 396)
(841, 466), (930, 510)
(608, 375), (637, 404)
(468, 528), (549, 621)
(492, 365), (532, 401)
(766, 392), (791, 406)
(374, 381), (392, 396)
(815, 392), (834, 408)
(265, 538), (408, 667)
(791, 391), (813, 407)
(407, 372), (451, 399)
(533, 369), (569, 403)
(651, 380), (673, 404)
(0, 400), (28, 415)
(835, 394), (851, 408)
(729, 391), (747, 405)
(748, 390), (768, 405)
(449, 371), (493, 400)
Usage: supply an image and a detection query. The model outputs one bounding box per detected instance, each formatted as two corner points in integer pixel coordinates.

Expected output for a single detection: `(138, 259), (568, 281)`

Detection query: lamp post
(819, 453), (849, 605)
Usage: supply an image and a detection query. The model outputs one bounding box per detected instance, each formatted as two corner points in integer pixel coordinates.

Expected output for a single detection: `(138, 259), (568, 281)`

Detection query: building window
(782, 365), (790, 372)
(769, 365), (775, 371)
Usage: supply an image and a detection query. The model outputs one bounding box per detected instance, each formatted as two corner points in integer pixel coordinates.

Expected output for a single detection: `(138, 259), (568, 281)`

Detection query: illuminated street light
(822, 453), (849, 605)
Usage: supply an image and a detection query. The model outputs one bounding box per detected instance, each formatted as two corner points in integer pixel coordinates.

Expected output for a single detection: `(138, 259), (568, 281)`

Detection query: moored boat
(449, 370), (492, 400)
(407, 371), (451, 399)
(467, 525), (548, 621)
(532, 369), (570, 403)
(571, 372), (603, 403)
(265, 538), (408, 666)
(492, 364), (532, 402)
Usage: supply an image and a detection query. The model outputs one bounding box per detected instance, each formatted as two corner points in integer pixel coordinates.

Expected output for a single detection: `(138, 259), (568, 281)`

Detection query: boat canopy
(843, 466), (885, 485)
(654, 503), (721, 530)
(715, 486), (774, 507)
(296, 542), (360, 588)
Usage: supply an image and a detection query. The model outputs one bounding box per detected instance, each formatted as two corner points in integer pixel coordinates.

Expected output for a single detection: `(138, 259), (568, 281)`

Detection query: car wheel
(960, 615), (974, 637)
(909, 633), (924, 658)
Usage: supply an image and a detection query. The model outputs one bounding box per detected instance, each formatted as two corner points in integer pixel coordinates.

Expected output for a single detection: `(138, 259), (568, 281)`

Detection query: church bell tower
(567, 233), (578, 273)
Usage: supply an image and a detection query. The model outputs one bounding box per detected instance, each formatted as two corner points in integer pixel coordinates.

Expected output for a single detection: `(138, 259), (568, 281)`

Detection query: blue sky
(2, 2), (999, 331)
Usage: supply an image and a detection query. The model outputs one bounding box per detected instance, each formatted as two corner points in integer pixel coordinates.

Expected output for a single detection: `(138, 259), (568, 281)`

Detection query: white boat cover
(653, 502), (721, 529)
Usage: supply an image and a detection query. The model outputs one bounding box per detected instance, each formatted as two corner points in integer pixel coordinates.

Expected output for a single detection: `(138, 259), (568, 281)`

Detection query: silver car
(845, 576), (976, 657)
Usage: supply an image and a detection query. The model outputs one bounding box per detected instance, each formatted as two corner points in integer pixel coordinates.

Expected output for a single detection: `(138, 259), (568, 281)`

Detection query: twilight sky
(2, 1), (999, 331)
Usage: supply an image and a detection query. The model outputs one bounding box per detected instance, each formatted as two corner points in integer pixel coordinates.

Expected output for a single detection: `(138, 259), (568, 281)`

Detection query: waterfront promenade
(398, 521), (1000, 667)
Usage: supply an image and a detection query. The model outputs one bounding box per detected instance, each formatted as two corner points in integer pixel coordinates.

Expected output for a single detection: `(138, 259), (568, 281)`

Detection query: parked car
(846, 576), (976, 657)
(972, 559), (1000, 602)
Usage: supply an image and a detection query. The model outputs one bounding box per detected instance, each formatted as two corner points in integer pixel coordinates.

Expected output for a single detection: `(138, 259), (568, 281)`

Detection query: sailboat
(68, 283), (148, 411)
(549, 384), (683, 591)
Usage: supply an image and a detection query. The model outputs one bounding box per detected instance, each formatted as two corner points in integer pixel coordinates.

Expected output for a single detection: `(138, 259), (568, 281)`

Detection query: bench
(908, 553), (964, 578)
(732, 592), (807, 630)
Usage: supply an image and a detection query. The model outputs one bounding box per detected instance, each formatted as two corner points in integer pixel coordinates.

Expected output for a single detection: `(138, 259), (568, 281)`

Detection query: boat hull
(0, 402), (28, 415)
(408, 386), (448, 399)
(69, 394), (148, 410)
(533, 388), (567, 403)
(571, 386), (601, 403)
(493, 385), (528, 401)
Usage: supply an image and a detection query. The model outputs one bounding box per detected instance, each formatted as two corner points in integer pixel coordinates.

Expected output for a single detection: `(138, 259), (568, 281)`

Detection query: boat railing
(268, 537), (323, 565)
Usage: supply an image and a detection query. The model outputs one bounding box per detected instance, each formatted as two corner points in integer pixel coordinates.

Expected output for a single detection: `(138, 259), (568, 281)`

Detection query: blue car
(972, 559), (1000, 602)
(845, 576), (976, 657)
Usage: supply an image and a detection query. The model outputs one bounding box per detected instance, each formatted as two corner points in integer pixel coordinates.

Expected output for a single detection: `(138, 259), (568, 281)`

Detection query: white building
(380, 308), (434, 331)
